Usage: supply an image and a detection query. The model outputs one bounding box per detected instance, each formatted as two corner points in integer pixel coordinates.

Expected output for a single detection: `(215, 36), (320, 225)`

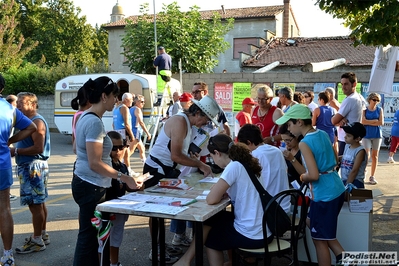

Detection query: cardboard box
(348, 189), (373, 213)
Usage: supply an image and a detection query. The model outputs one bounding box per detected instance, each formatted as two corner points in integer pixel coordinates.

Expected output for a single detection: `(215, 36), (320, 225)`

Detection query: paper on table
(196, 190), (210, 200)
(97, 199), (188, 215)
(146, 186), (188, 195)
(199, 177), (221, 184)
(119, 193), (196, 206)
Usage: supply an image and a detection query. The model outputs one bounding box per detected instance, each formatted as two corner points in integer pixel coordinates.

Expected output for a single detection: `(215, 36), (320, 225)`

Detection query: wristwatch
(291, 158), (296, 163)
(271, 136), (275, 142)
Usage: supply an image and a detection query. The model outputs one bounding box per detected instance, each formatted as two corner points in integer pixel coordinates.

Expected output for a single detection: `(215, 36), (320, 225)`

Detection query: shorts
(0, 168), (13, 190)
(204, 211), (270, 251)
(132, 128), (142, 142)
(17, 160), (49, 206)
(390, 136), (399, 153)
(308, 192), (344, 240)
(110, 214), (129, 247)
(362, 138), (382, 151)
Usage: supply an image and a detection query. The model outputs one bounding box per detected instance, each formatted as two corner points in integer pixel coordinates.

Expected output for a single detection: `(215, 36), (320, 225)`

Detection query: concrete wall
(40, 70), (399, 131)
(214, 19), (279, 73)
(37, 95), (58, 131)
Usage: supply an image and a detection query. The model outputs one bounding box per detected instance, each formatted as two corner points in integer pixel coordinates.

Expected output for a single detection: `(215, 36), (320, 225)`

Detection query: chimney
(221, 5), (225, 15)
(283, 0), (290, 38)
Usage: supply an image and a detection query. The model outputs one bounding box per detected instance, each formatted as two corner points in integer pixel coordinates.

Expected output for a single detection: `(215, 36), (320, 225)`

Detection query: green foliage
(2, 60), (92, 95)
(15, 0), (108, 68)
(0, 0), (38, 72)
(316, 0), (399, 46)
(122, 2), (234, 73)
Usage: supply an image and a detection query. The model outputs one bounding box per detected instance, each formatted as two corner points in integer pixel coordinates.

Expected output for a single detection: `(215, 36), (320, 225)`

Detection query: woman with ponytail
(72, 77), (142, 266)
(173, 133), (267, 266)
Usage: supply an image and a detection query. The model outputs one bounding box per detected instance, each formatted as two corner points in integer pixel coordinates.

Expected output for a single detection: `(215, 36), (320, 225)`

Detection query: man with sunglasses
(332, 72), (365, 156)
(130, 95), (152, 164)
(113, 92), (137, 174)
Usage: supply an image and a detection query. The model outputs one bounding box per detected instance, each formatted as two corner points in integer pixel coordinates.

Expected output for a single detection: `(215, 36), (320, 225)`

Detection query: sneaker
(387, 157), (395, 163)
(369, 176), (378, 185)
(25, 233), (50, 245)
(172, 233), (192, 246)
(16, 237), (46, 254)
(42, 232), (50, 245)
(0, 255), (15, 266)
(148, 248), (178, 264)
(9, 194), (17, 201)
(166, 243), (182, 256)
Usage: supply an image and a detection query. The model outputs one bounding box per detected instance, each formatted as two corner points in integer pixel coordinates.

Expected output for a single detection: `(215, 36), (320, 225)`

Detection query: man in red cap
(179, 92), (193, 111)
(234, 97), (256, 138)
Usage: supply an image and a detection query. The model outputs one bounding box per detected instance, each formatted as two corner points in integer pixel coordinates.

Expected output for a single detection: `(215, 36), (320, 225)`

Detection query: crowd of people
(0, 68), (393, 266)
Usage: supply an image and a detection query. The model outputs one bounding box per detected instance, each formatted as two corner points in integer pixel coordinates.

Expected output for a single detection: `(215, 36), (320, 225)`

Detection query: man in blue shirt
(153, 46), (172, 106)
(0, 74), (37, 266)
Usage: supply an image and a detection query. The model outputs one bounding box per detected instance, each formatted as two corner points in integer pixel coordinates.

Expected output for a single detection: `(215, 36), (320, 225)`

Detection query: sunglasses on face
(112, 145), (126, 151)
(191, 90), (202, 95)
(371, 99), (380, 102)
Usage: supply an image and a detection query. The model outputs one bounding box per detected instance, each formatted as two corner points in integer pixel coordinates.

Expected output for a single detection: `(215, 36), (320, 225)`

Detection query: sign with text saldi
(214, 82), (233, 111)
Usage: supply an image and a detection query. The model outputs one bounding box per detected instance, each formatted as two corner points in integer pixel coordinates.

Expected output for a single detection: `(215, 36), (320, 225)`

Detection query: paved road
(8, 133), (399, 266)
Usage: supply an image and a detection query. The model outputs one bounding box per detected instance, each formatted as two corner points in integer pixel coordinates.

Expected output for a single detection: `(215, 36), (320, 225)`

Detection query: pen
(145, 201), (182, 206)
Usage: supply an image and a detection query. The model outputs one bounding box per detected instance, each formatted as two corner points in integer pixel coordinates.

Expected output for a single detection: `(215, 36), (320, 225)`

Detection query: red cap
(242, 97), (256, 105)
(179, 92), (193, 103)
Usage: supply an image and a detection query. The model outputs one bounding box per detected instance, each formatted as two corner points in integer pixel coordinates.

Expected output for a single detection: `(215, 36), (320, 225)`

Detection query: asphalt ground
(6, 132), (399, 266)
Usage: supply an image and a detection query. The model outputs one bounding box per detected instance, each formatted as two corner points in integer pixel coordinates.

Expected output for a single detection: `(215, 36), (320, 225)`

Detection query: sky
(71, 0), (351, 37)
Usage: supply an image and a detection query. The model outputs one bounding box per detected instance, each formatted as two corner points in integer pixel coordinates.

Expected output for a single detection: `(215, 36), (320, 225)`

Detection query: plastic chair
(232, 189), (308, 266)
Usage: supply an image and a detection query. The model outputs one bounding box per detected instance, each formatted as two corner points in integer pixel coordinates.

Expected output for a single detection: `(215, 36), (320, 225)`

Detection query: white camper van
(54, 73), (181, 135)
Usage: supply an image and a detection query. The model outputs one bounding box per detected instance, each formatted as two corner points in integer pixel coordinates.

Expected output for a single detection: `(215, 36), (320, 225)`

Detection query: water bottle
(279, 142), (286, 151)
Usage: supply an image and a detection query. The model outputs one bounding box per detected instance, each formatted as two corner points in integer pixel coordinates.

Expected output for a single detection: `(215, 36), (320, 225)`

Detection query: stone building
(103, 0), (300, 73)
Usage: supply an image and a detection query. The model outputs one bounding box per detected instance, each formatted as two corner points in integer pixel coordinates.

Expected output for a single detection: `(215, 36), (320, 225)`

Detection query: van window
(60, 92), (77, 107)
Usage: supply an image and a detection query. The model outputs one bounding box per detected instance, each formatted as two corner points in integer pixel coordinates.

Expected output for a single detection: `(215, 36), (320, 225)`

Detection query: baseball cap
(275, 104), (312, 125)
(0, 74), (5, 90)
(242, 97), (256, 105)
(179, 92), (193, 103)
(158, 46), (165, 50)
(342, 122), (366, 139)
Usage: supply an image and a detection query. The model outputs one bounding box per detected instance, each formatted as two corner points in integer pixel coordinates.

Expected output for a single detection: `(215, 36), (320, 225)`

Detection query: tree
(0, 0), (37, 72)
(122, 2), (234, 73)
(316, 0), (399, 46)
(15, 0), (108, 68)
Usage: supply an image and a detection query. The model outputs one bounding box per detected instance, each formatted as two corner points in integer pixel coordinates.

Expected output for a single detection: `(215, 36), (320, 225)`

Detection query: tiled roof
(104, 5), (284, 28)
(243, 36), (376, 68)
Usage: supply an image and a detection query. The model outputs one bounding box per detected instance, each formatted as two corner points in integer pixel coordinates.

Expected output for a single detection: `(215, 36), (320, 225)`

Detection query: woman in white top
(174, 134), (268, 266)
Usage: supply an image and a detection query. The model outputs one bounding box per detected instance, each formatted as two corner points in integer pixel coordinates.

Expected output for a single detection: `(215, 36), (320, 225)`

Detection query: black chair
(232, 189), (308, 266)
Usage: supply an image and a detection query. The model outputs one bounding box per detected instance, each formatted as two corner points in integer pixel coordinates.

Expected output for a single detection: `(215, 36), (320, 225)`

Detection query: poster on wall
(232, 83), (252, 112)
(214, 82), (233, 111)
(313, 83), (336, 104)
(273, 83), (296, 92)
(336, 83), (362, 103)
